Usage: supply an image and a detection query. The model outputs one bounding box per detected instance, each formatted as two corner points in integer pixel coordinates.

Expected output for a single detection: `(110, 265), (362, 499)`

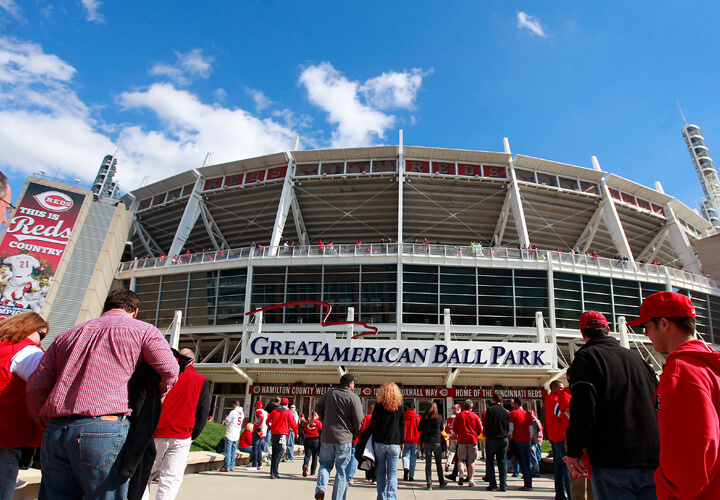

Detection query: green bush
(191, 421), (226, 452)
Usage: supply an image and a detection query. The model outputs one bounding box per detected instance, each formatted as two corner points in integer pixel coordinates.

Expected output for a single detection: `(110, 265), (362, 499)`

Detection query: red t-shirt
(238, 430), (253, 449)
(303, 420), (322, 439)
(509, 408), (534, 443)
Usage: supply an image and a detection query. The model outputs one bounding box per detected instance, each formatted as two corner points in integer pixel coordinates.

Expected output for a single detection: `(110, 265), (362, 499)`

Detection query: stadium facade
(117, 139), (720, 419)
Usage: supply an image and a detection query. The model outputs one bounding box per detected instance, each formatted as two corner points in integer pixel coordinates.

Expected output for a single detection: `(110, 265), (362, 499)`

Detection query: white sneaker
(15, 480), (27, 490)
(245, 466), (256, 471)
(468, 480), (476, 487)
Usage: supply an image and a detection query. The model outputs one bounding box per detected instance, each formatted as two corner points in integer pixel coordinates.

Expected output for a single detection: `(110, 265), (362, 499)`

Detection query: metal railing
(118, 244), (717, 290)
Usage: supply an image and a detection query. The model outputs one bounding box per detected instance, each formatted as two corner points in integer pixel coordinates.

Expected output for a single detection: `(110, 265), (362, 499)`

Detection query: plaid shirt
(27, 309), (178, 424)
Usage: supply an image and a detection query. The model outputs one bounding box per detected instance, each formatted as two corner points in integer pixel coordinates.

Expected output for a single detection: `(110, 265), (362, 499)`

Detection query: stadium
(116, 139), (720, 419)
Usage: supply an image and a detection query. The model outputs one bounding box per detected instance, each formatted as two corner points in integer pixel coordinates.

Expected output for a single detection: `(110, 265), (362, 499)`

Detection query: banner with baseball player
(0, 182), (87, 318)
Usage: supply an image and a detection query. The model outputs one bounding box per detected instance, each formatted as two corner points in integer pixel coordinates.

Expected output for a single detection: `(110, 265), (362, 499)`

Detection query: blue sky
(1, 1), (720, 215)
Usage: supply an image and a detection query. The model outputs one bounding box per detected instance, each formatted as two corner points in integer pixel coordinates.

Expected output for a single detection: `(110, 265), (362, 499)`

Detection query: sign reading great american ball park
(0, 182), (86, 318)
(249, 334), (555, 369)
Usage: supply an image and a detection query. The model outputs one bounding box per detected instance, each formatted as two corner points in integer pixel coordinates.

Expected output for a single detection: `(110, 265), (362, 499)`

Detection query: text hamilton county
(249, 336), (548, 367)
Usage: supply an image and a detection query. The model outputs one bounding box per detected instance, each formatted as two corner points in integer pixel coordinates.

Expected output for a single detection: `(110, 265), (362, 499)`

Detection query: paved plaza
(157, 457), (558, 499)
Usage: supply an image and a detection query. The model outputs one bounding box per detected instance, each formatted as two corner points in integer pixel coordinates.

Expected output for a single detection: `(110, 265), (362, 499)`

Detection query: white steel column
(396, 131), (405, 340)
(618, 316), (630, 349)
(547, 258), (558, 352)
(241, 263), (256, 364)
(594, 157), (635, 262)
(663, 203), (703, 273)
(169, 310), (182, 349)
(504, 138), (531, 247)
(168, 170), (204, 257)
(269, 154), (296, 255)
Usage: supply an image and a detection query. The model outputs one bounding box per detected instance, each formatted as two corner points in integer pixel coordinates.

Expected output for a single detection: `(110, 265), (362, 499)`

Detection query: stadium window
(651, 204), (665, 216)
(558, 177), (579, 191)
(323, 265), (360, 323)
(187, 271), (218, 326)
(432, 162), (455, 175)
(203, 178), (223, 191)
(158, 274), (189, 325)
(138, 198), (152, 211)
(621, 192), (637, 206)
(152, 193), (166, 206)
(405, 160), (430, 174)
(298, 163), (320, 176)
(166, 188), (182, 202)
(347, 161), (370, 174)
(244, 170), (266, 184)
(135, 276), (161, 325)
(321, 162), (344, 175)
(514, 168), (535, 183)
(483, 165), (507, 179)
(361, 264), (397, 324)
(267, 166), (287, 180)
(217, 268), (247, 325)
(579, 181), (600, 195)
(372, 160), (397, 173)
(636, 198), (651, 211)
(224, 174), (243, 187)
(609, 188), (622, 200)
(536, 172), (558, 187)
(181, 184), (195, 197)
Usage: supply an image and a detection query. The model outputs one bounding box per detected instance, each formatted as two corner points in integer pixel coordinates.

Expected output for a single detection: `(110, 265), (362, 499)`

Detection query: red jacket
(544, 391), (569, 443)
(509, 408), (534, 443)
(404, 409), (421, 444)
(655, 340), (720, 500)
(238, 429), (253, 449)
(304, 420), (322, 439)
(154, 365), (208, 439)
(0, 338), (44, 448)
(452, 409), (483, 444)
(268, 407), (299, 437)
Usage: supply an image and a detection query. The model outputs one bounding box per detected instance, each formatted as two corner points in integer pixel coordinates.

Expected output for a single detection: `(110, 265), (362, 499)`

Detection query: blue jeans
(402, 442), (418, 476)
(347, 442), (358, 480)
(485, 437), (508, 490)
(530, 443), (541, 475)
(374, 443), (401, 500)
(286, 430), (295, 461)
(515, 442), (532, 488)
(552, 441), (571, 500)
(251, 430), (264, 467)
(0, 447), (21, 500)
(316, 442), (352, 500)
(39, 415), (130, 500)
(223, 437), (238, 470)
(591, 466), (656, 500)
(303, 437), (320, 475)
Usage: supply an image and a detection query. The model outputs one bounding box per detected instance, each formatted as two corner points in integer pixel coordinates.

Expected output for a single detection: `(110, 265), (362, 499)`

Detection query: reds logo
(34, 191), (74, 212)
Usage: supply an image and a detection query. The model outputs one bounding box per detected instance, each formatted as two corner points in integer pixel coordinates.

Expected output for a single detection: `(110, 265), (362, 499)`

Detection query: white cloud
(517, 12), (547, 37)
(246, 88), (272, 112)
(80, 0), (103, 23)
(0, 0), (19, 17)
(150, 49), (213, 85)
(299, 62), (425, 148)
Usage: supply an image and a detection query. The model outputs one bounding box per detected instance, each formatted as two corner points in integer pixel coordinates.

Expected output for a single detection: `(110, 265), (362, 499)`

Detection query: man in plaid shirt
(27, 289), (178, 499)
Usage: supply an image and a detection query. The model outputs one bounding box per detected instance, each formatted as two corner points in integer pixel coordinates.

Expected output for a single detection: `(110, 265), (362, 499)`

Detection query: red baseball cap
(281, 397), (290, 405)
(627, 291), (695, 327)
(579, 311), (609, 329)
(255, 400), (263, 408)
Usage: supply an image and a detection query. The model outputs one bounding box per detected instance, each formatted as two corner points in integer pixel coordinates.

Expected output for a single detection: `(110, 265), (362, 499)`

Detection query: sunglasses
(37, 329), (47, 340)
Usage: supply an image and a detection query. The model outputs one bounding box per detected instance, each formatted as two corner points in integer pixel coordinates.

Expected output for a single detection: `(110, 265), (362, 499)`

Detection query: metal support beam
(636, 227), (669, 262)
(504, 138), (531, 247)
(397, 130), (405, 341)
(199, 199), (230, 251)
(169, 171), (204, 257)
(595, 157), (635, 262)
(201, 339), (227, 363)
(445, 367), (460, 388)
(618, 316), (630, 349)
(574, 204), (604, 254)
(663, 203), (703, 273)
(133, 220), (164, 257)
(290, 185), (309, 246)
(493, 188), (512, 247)
(269, 155), (296, 255)
(168, 310), (182, 350)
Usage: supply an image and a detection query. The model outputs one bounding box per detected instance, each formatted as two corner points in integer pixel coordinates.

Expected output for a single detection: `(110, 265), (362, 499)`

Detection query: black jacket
(483, 404), (509, 439)
(566, 335), (660, 468)
(418, 416), (444, 444)
(368, 404), (404, 445)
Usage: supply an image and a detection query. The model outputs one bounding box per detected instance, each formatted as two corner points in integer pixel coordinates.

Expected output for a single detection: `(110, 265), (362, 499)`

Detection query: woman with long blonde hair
(0, 311), (48, 497)
(302, 410), (322, 477)
(368, 383), (404, 499)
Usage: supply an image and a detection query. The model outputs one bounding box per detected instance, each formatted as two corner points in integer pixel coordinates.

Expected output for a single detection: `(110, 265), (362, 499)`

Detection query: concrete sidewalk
(156, 458), (558, 499)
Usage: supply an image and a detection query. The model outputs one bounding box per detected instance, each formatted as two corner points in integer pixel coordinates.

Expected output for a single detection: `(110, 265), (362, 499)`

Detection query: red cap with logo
(255, 400), (263, 408)
(579, 311), (609, 329)
(281, 397), (290, 405)
(627, 291), (695, 327)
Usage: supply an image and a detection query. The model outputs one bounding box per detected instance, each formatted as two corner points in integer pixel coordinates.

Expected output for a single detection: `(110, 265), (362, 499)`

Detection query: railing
(118, 244), (718, 290)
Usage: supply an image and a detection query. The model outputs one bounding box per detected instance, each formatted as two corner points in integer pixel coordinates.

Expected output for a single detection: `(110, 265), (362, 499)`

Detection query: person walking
(246, 400), (267, 471)
(220, 400), (244, 472)
(418, 401), (447, 490)
(453, 399), (483, 487)
(285, 403), (299, 462)
(148, 348), (210, 499)
(368, 382), (405, 500)
(629, 291), (720, 499)
(483, 393), (509, 492)
(545, 380), (571, 499)
(302, 411), (322, 477)
(267, 397), (298, 479)
(566, 310), (660, 499)
(402, 401), (421, 481)
(509, 397), (535, 491)
(0, 312), (48, 498)
(26, 289), (179, 499)
(444, 404), (461, 478)
(314, 373), (363, 500)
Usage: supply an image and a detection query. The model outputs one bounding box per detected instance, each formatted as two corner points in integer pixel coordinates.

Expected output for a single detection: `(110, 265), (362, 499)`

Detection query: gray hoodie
(314, 385), (363, 444)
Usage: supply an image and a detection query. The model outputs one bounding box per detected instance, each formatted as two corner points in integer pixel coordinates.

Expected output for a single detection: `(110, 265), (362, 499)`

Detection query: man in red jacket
(402, 401), (421, 481)
(545, 380), (571, 499)
(630, 291), (720, 499)
(267, 397), (298, 479)
(452, 399), (483, 487)
(509, 397), (535, 492)
(148, 349), (210, 500)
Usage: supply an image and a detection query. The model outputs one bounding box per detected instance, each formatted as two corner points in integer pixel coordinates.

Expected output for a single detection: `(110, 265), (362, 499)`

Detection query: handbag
(215, 438), (225, 454)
